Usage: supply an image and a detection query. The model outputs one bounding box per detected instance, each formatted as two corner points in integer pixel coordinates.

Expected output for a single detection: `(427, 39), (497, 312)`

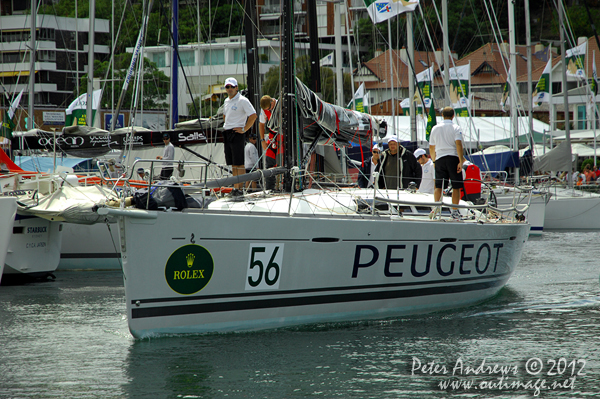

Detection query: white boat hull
(494, 191), (548, 236)
(116, 201), (529, 338)
(0, 197), (18, 284)
(4, 215), (63, 279)
(58, 222), (121, 270)
(544, 193), (600, 230)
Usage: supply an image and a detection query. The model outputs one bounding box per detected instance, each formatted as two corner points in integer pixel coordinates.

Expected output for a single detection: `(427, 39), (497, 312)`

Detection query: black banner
(12, 127), (223, 158)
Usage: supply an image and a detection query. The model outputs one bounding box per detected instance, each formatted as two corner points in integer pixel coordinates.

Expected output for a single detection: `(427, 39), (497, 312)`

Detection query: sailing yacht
(95, 0), (530, 337)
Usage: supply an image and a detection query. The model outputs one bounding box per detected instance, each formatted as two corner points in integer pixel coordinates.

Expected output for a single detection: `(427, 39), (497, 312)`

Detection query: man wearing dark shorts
(222, 77), (257, 190)
(429, 106), (465, 219)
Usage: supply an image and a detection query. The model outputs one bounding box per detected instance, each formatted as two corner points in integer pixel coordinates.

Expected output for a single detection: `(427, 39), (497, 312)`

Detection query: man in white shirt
(244, 134), (259, 189)
(156, 132), (175, 180)
(429, 107), (465, 219)
(414, 148), (434, 194)
(223, 77), (257, 190)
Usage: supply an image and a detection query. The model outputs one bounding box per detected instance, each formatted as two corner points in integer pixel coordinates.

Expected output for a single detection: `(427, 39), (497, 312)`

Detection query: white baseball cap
(414, 148), (426, 158)
(387, 136), (398, 143)
(225, 77), (238, 87)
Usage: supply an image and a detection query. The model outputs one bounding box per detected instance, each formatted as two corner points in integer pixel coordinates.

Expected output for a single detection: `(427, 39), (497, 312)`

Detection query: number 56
(245, 244), (284, 290)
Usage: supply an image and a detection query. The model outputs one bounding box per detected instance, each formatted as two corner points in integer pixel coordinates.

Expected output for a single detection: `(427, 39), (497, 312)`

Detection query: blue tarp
(14, 156), (96, 173)
(466, 151), (520, 175)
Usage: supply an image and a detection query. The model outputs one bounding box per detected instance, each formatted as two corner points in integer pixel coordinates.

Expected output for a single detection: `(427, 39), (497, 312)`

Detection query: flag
(533, 45), (550, 62)
(565, 42), (586, 80)
(1, 112), (15, 139)
(1, 90), (23, 139)
(320, 52), (334, 67)
(65, 89), (102, 126)
(413, 66), (433, 106)
(448, 64), (470, 116)
(363, 0), (419, 24)
(425, 99), (437, 141)
(7, 89), (23, 119)
(592, 56), (598, 96)
(348, 83), (369, 113)
(400, 98), (410, 115)
(500, 72), (510, 112)
(532, 59), (552, 108)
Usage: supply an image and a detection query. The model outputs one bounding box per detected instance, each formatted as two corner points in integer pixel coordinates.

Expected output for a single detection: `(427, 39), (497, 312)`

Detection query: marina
(0, 231), (598, 398)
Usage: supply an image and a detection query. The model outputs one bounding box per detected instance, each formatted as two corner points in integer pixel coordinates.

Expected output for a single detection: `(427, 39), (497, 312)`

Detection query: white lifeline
(101, 189), (530, 338)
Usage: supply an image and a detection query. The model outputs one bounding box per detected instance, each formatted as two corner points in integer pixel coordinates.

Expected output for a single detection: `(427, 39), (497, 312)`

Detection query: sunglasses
(225, 85), (236, 89)
(372, 151), (380, 154)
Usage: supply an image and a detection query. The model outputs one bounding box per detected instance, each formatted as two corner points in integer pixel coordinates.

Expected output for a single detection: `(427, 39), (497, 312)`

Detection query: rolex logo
(186, 253), (195, 268)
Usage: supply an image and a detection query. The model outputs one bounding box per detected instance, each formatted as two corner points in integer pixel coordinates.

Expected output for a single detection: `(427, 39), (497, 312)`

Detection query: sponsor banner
(12, 128), (221, 156)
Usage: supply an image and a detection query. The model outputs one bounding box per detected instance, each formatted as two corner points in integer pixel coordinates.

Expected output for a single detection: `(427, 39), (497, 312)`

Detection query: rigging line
(451, 0), (469, 55)
(429, 0), (459, 112)
(461, 0), (491, 58)
(98, 0), (130, 115)
(155, 0), (201, 120)
(555, 0), (596, 118)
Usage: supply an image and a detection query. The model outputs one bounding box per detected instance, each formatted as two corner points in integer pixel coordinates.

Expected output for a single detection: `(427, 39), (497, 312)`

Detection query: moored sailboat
(0, 197), (17, 284)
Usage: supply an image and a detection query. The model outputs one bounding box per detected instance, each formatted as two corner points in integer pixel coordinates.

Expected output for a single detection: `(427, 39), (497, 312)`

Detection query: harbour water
(0, 231), (598, 398)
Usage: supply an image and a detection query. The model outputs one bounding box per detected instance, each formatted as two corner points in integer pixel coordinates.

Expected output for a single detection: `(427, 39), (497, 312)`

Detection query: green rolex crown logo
(165, 244), (214, 295)
(186, 253), (195, 267)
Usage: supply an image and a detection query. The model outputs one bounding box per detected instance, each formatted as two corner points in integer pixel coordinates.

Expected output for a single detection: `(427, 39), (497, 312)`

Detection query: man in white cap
(376, 136), (422, 190)
(429, 106), (465, 219)
(414, 148), (435, 194)
(357, 144), (381, 188)
(223, 77), (257, 190)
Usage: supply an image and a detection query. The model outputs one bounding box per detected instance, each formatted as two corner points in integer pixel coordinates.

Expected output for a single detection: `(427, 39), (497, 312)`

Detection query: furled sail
(267, 78), (382, 147)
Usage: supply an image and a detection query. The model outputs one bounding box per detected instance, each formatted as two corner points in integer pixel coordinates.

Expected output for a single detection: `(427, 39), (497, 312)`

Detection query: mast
(171, 0), (179, 128)
(508, 0), (518, 181)
(28, 0), (36, 130)
(442, 0), (449, 104)
(307, 0), (321, 93)
(87, 0), (95, 127)
(75, 0), (79, 99)
(408, 11), (415, 141)
(335, 1), (343, 106)
(388, 20), (395, 138)
(282, 0), (296, 192)
(558, 0), (572, 186)
(525, 0), (533, 153)
(244, 0), (259, 111)
(334, 2), (347, 181)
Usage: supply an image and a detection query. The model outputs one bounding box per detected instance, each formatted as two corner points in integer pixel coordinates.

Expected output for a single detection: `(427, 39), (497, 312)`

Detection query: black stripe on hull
(61, 253), (121, 259)
(132, 273), (511, 305)
(131, 278), (506, 319)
